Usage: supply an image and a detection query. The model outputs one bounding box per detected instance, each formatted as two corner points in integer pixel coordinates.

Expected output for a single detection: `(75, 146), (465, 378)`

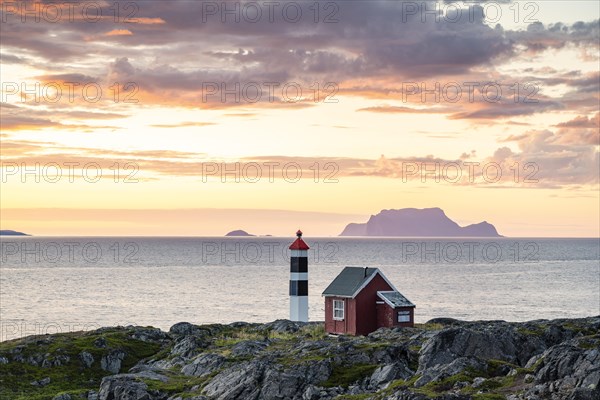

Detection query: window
(333, 300), (344, 320)
(398, 310), (411, 323)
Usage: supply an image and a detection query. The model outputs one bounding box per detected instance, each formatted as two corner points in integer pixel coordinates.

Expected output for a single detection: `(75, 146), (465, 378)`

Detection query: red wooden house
(322, 267), (415, 335)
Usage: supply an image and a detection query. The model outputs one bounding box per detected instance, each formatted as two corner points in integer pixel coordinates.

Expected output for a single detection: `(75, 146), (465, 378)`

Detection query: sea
(1, 237), (598, 341)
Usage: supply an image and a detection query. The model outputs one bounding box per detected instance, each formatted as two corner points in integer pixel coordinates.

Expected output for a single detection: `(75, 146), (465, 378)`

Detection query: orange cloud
(105, 29), (133, 36)
(130, 17), (165, 25)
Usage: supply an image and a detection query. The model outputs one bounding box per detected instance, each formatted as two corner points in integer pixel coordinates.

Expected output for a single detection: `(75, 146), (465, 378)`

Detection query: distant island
(225, 230), (255, 237)
(0, 230), (30, 236)
(340, 208), (501, 237)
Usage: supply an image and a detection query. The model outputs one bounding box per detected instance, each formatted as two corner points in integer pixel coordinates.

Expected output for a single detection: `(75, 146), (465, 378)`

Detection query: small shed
(322, 267), (415, 335)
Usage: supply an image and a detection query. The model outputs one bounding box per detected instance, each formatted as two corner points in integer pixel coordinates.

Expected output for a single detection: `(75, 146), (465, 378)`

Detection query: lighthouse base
(290, 296), (308, 322)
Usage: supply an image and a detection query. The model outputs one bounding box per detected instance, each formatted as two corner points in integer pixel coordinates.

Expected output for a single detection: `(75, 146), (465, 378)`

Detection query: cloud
(0, 103), (126, 131)
(4, 131), (595, 188)
(357, 105), (449, 114)
(150, 121), (216, 128)
(507, 20), (600, 54)
(552, 113), (600, 145)
(0, 53), (26, 64)
(104, 29), (133, 36)
(554, 113), (599, 129)
(2, 1), (596, 114)
(496, 129), (599, 185)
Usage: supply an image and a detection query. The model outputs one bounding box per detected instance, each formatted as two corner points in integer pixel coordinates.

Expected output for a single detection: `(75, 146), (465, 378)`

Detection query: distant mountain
(339, 208), (501, 237)
(225, 230), (255, 237)
(0, 230), (30, 236)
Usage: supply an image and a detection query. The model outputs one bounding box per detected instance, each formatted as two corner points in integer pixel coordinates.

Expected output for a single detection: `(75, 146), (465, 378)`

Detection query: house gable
(353, 273), (395, 335)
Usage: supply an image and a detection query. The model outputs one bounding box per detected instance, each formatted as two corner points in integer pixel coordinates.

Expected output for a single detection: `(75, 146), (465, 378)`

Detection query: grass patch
(577, 336), (599, 350)
(141, 373), (210, 396)
(212, 324), (327, 349)
(322, 363), (378, 388)
(517, 327), (544, 337)
(414, 323), (444, 331)
(0, 328), (164, 400)
(335, 394), (372, 400)
(419, 372), (473, 394)
(472, 394), (506, 400)
(486, 359), (518, 377)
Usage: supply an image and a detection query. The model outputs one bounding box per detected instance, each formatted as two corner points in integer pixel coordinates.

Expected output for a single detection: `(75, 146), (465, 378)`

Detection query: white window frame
(333, 299), (345, 320)
(397, 310), (411, 323)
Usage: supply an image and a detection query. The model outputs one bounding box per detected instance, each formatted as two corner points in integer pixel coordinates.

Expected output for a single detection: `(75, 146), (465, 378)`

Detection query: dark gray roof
(377, 291), (415, 308)
(322, 267), (379, 297)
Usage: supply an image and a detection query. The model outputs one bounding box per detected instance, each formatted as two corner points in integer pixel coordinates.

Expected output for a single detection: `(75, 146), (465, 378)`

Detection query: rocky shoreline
(0, 317), (598, 400)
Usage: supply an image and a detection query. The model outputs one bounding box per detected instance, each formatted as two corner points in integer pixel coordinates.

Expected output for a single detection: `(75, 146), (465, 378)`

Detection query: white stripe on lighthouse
(290, 272), (308, 280)
(290, 296), (308, 322)
(291, 250), (308, 257)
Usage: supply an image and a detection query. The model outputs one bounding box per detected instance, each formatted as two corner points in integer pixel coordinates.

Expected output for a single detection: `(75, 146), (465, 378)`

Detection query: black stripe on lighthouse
(289, 279), (308, 296)
(290, 256), (308, 273)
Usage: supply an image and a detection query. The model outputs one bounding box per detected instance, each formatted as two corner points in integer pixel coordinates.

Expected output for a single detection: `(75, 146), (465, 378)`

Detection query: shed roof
(322, 266), (392, 298)
(377, 291), (415, 308)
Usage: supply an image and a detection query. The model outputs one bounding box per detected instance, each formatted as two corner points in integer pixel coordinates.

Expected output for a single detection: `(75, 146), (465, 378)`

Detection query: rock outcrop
(1, 318), (598, 400)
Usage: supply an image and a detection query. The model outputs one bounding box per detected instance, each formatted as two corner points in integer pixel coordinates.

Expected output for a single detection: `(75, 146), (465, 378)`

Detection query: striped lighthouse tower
(289, 229), (309, 322)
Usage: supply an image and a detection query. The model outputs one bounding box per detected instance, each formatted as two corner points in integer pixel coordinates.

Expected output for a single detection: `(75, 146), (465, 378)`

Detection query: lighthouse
(289, 229), (309, 322)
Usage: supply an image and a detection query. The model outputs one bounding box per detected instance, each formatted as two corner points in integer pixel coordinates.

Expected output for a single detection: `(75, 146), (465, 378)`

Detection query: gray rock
(260, 360), (332, 399)
(87, 391), (98, 400)
(98, 375), (153, 400)
(203, 358), (332, 400)
(526, 353), (544, 369)
(169, 322), (205, 337)
(28, 353), (45, 366)
(171, 335), (207, 358)
(148, 356), (186, 370)
(262, 319), (303, 333)
(30, 377), (51, 387)
(418, 324), (544, 370)
(101, 349), (126, 374)
(471, 377), (486, 388)
(79, 351), (94, 368)
(52, 394), (72, 400)
(41, 354), (70, 368)
(370, 362), (414, 389)
(525, 342), (600, 399)
(453, 380), (470, 389)
(130, 370), (169, 382)
(0, 356), (8, 364)
(94, 337), (107, 348)
(129, 327), (170, 343)
(230, 340), (269, 357)
(302, 385), (321, 400)
(415, 356), (487, 387)
(181, 353), (225, 377)
(202, 360), (264, 400)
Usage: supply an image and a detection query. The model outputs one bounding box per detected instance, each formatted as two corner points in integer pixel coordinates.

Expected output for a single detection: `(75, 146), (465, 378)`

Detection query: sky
(0, 0), (599, 237)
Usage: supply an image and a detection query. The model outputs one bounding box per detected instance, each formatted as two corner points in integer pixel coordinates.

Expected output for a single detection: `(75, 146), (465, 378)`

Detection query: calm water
(1, 237), (598, 341)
